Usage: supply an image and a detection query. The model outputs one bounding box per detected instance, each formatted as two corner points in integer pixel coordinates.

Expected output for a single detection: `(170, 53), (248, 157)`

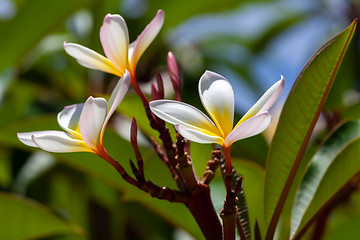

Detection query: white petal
(18, 131), (45, 148)
(100, 14), (129, 71)
(107, 70), (131, 117)
(64, 42), (123, 76)
(235, 76), (284, 128)
(100, 70), (131, 139)
(79, 97), (108, 150)
(224, 112), (272, 147)
(57, 103), (84, 138)
(176, 125), (224, 145)
(150, 100), (222, 136)
(27, 131), (90, 153)
(129, 10), (164, 71)
(199, 70), (234, 136)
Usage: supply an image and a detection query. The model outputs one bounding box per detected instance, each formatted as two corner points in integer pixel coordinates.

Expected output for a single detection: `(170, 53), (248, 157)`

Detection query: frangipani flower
(64, 10), (164, 86)
(150, 71), (284, 148)
(17, 71), (131, 156)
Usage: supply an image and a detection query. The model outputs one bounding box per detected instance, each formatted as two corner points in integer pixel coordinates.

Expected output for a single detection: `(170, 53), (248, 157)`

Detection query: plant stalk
(187, 183), (223, 240)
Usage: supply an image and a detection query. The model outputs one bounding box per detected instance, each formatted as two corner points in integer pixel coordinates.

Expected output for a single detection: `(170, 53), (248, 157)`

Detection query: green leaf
(0, 0), (93, 72)
(322, 192), (360, 240)
(12, 151), (56, 194)
(0, 192), (82, 239)
(290, 120), (360, 239)
(0, 149), (12, 188)
(118, 94), (159, 139)
(264, 19), (357, 239)
(324, 215), (360, 240)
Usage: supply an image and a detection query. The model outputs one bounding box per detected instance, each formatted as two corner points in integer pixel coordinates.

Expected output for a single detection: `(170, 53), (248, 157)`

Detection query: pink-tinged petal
(31, 131), (91, 153)
(129, 10), (164, 71)
(199, 70), (234, 137)
(235, 76), (284, 128)
(176, 125), (224, 145)
(79, 97), (108, 150)
(100, 70), (131, 139)
(150, 100), (222, 136)
(64, 42), (124, 76)
(100, 14), (129, 71)
(57, 103), (84, 138)
(224, 112), (272, 147)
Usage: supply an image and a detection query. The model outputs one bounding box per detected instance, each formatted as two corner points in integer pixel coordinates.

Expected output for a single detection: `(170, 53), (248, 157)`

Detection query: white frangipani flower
(150, 70), (284, 148)
(64, 10), (164, 86)
(17, 71), (131, 156)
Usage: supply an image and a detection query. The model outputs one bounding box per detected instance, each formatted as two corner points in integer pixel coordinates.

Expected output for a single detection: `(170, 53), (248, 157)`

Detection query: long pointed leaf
(264, 19), (357, 240)
(290, 120), (360, 239)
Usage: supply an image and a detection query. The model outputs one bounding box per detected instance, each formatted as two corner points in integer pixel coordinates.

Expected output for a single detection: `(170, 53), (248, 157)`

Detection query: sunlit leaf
(264, 19), (357, 239)
(0, 192), (82, 239)
(290, 120), (360, 239)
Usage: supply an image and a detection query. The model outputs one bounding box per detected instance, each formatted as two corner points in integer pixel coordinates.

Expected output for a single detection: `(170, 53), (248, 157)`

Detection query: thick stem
(221, 145), (237, 240)
(187, 183), (223, 240)
(221, 191), (237, 240)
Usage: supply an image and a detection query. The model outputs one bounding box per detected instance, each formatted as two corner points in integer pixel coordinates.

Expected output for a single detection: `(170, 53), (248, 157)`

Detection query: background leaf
(263, 19), (357, 239)
(0, 0), (93, 72)
(290, 120), (360, 239)
(0, 192), (82, 239)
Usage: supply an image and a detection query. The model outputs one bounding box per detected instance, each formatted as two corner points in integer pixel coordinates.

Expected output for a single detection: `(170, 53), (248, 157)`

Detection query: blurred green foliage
(1, 0), (360, 239)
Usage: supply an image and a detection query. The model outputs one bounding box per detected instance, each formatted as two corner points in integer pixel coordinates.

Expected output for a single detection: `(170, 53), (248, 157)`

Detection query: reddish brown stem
(223, 145), (233, 194)
(98, 148), (138, 187)
(130, 118), (144, 175)
(130, 73), (149, 107)
(221, 145), (237, 240)
(139, 180), (189, 203)
(221, 191), (237, 240)
(188, 183), (223, 240)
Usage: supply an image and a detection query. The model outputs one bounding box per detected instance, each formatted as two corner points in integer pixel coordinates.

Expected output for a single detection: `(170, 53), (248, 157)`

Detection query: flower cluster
(18, 9), (284, 173)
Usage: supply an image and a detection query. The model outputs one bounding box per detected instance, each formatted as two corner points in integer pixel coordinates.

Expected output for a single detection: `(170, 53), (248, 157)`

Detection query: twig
(202, 145), (222, 184)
